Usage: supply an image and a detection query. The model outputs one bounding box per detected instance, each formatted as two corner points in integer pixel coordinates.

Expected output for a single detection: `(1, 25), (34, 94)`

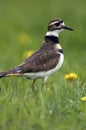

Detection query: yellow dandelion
(18, 32), (29, 44)
(81, 96), (86, 101)
(64, 72), (78, 80)
(23, 50), (34, 58)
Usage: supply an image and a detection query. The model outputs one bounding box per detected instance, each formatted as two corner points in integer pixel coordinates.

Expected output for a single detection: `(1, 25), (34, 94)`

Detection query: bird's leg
(32, 79), (36, 91)
(41, 76), (48, 90)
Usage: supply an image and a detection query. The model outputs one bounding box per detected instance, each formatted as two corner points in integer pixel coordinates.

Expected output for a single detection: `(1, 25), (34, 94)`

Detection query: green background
(0, 0), (86, 130)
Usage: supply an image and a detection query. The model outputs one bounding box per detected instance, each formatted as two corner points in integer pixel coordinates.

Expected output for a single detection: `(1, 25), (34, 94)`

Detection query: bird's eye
(55, 22), (60, 26)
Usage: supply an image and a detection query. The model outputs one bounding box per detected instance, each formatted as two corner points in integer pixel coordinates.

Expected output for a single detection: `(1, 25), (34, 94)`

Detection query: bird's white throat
(46, 30), (60, 37)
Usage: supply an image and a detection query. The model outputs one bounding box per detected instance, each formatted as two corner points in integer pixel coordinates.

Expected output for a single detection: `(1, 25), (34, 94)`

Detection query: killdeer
(0, 18), (73, 90)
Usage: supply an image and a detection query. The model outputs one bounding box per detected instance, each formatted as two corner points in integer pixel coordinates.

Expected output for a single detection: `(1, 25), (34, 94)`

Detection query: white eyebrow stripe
(49, 21), (58, 26)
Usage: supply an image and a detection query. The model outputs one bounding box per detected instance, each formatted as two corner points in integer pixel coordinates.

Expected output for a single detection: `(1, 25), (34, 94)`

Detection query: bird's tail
(0, 71), (8, 78)
(0, 67), (22, 78)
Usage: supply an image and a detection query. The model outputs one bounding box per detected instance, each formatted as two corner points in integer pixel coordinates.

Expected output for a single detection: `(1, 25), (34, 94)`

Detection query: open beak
(62, 25), (73, 31)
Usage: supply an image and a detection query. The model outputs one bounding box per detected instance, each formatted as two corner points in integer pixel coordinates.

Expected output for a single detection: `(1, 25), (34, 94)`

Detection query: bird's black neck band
(45, 35), (59, 43)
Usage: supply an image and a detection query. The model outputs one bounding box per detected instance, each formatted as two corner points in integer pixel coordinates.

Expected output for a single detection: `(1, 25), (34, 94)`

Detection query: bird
(0, 18), (73, 91)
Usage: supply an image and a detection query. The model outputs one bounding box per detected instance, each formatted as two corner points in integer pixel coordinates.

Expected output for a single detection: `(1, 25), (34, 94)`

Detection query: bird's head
(47, 18), (73, 36)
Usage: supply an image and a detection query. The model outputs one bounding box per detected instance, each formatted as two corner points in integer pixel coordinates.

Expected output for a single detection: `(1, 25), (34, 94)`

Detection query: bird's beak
(62, 25), (73, 31)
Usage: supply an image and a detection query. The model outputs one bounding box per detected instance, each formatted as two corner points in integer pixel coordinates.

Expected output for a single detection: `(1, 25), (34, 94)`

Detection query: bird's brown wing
(17, 49), (61, 73)
(0, 48), (61, 78)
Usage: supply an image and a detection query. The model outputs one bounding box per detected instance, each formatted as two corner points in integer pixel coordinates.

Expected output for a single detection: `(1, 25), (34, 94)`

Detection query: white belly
(23, 53), (64, 79)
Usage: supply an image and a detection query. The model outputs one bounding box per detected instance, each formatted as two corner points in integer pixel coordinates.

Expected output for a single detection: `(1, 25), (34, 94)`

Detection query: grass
(0, 0), (86, 130)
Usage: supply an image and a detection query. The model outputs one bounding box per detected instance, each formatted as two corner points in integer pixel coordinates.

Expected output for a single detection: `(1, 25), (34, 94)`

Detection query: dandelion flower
(18, 32), (29, 44)
(64, 72), (78, 80)
(23, 50), (34, 58)
(81, 96), (86, 101)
